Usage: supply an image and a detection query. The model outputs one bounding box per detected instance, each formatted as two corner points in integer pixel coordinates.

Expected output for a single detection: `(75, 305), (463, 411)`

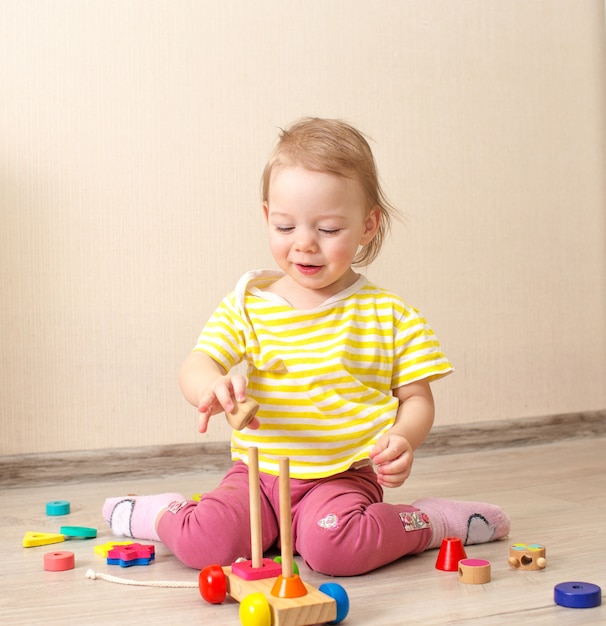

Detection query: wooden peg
(278, 457), (294, 580)
(249, 447), (263, 569)
(225, 397), (259, 430)
(270, 456), (308, 599)
(230, 447), (282, 581)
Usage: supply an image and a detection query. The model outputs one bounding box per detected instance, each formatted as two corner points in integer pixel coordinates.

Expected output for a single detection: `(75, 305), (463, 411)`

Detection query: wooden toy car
(198, 449), (349, 625)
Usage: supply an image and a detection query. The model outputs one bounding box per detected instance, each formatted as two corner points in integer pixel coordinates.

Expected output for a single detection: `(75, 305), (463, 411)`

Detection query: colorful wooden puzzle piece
(107, 543), (155, 567)
(23, 532), (65, 548)
(94, 540), (134, 557)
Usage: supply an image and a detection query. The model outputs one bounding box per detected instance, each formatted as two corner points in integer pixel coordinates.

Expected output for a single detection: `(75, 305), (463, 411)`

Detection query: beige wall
(2, 1), (605, 455)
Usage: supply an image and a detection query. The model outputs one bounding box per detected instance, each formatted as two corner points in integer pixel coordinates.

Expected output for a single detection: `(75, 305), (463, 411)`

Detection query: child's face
(263, 166), (380, 301)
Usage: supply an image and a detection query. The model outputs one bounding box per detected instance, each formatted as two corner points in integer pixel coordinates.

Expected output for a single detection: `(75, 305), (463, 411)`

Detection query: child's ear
(361, 206), (381, 244)
(262, 202), (270, 224)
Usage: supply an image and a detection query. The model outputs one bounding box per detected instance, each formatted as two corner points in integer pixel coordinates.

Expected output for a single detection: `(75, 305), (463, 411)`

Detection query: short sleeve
(193, 292), (247, 372)
(391, 306), (453, 389)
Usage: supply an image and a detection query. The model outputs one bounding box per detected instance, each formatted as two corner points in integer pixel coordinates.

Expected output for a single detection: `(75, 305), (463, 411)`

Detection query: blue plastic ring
(46, 500), (70, 516)
(60, 526), (97, 538)
(554, 581), (601, 608)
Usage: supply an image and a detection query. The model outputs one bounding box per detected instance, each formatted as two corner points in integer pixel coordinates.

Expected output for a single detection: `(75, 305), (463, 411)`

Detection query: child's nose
(294, 230), (317, 252)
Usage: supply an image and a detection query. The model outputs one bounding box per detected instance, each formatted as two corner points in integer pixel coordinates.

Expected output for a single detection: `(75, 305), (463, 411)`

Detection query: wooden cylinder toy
(225, 398), (259, 430)
(458, 559), (491, 584)
(507, 543), (546, 570)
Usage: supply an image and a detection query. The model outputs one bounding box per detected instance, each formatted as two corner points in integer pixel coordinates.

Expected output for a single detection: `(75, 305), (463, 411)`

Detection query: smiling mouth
(296, 264), (323, 275)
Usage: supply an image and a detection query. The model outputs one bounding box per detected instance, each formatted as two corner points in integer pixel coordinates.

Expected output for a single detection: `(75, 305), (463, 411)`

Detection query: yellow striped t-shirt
(194, 270), (453, 479)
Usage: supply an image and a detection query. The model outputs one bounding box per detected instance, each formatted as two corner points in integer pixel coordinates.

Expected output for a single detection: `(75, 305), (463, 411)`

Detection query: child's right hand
(197, 374), (259, 433)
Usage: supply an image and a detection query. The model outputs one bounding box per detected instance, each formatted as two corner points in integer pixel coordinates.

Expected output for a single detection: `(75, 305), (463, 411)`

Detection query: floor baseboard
(1, 410), (604, 487)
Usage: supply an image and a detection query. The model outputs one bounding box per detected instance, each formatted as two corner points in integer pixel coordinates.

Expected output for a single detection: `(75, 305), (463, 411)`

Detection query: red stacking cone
(435, 537), (467, 571)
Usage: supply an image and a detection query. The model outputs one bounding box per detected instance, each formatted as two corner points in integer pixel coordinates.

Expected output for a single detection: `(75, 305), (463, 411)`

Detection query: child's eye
(275, 226), (294, 233)
(319, 228), (341, 235)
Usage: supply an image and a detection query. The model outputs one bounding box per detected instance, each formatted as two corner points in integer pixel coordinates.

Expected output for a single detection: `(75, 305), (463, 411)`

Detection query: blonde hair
(261, 117), (399, 266)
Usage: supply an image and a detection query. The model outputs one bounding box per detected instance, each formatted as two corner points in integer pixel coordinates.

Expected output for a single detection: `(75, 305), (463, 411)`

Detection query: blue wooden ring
(60, 526), (97, 538)
(46, 500), (70, 516)
(554, 581), (601, 608)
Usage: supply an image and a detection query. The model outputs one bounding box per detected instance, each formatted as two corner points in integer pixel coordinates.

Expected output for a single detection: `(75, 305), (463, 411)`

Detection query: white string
(85, 568), (198, 588)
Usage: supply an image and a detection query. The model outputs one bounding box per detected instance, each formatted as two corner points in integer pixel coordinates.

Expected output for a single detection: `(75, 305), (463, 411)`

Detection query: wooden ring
(44, 551), (75, 571)
(458, 558), (491, 584)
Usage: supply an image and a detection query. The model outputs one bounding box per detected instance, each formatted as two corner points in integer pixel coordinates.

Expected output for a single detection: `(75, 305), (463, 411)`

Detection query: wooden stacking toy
(507, 543), (547, 570)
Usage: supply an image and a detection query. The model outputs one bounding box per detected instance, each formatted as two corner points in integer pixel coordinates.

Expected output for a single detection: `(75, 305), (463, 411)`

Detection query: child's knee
(297, 513), (368, 576)
(170, 543), (208, 570)
(167, 533), (246, 570)
(158, 507), (250, 570)
(172, 543), (232, 570)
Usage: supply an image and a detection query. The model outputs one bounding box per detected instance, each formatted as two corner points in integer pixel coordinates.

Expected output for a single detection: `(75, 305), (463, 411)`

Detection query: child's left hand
(369, 434), (414, 488)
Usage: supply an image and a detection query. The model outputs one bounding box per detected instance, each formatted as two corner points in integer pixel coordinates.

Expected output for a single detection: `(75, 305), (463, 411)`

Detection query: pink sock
(412, 498), (510, 550)
(102, 493), (185, 541)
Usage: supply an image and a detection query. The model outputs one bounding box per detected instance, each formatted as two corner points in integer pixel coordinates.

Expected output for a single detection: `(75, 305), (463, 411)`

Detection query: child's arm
(369, 379), (435, 488)
(179, 351), (258, 433)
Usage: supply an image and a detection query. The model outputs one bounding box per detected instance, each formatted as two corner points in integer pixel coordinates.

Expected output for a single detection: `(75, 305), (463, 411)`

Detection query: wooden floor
(2, 436), (605, 625)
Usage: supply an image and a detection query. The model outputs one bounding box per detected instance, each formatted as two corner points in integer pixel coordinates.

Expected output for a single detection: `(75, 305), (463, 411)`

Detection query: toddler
(103, 118), (509, 576)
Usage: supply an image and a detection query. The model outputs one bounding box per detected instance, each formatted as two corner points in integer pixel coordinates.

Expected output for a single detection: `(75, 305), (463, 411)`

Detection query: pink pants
(157, 461), (431, 576)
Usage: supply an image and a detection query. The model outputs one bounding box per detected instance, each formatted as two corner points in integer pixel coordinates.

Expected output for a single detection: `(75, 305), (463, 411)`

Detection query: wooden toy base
(224, 566), (336, 626)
